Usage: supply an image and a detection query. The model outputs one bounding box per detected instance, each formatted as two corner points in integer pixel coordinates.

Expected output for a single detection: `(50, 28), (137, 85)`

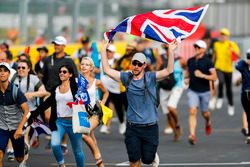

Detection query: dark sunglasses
(132, 61), (144, 67)
(59, 70), (68, 74)
(0, 68), (9, 72)
(247, 53), (250, 59)
(194, 45), (201, 49)
(17, 66), (26, 70)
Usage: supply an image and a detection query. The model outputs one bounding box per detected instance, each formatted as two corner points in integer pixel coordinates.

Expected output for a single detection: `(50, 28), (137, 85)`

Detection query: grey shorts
(187, 89), (211, 112)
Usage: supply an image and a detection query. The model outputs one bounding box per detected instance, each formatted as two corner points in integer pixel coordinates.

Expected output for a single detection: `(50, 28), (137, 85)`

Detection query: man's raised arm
(101, 42), (121, 82)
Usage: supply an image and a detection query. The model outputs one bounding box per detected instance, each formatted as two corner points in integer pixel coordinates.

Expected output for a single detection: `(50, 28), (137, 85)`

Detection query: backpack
(11, 73), (42, 106)
(158, 54), (177, 90)
(12, 84), (18, 103)
(125, 72), (159, 107)
(158, 72), (176, 90)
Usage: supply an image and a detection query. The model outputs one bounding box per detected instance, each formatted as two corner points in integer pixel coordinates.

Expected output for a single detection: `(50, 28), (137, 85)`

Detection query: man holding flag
(103, 5), (208, 166)
(101, 41), (177, 167)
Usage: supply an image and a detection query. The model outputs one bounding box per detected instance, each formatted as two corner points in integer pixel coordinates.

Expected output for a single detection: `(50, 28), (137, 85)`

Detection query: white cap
(247, 49), (250, 54)
(52, 36), (67, 45)
(132, 53), (147, 64)
(246, 49), (250, 58)
(0, 62), (11, 72)
(107, 44), (116, 52)
(194, 40), (207, 49)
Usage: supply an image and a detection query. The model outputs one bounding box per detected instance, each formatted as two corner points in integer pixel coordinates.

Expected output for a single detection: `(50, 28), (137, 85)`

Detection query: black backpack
(158, 54), (177, 90)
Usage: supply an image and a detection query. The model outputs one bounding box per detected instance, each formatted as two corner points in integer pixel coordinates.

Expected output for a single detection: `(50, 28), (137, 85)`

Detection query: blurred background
(0, 0), (249, 61)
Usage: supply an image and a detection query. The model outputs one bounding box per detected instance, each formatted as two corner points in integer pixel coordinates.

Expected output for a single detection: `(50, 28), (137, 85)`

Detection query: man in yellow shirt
(213, 28), (240, 116)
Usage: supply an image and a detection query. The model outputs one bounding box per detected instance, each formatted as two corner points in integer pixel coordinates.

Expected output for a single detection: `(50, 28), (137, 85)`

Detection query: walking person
(12, 59), (49, 166)
(235, 49), (250, 144)
(29, 64), (84, 167)
(100, 44), (125, 134)
(101, 40), (177, 167)
(0, 62), (30, 167)
(42, 36), (78, 153)
(34, 46), (49, 80)
(80, 56), (109, 167)
(213, 28), (240, 115)
(185, 40), (217, 145)
(157, 44), (185, 141)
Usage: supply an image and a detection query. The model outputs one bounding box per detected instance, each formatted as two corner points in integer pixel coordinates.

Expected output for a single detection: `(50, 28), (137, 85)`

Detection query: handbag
(72, 104), (90, 134)
(100, 104), (113, 125)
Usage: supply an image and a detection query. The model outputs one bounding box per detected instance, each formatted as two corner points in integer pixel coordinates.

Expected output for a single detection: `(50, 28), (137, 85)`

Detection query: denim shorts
(187, 89), (211, 112)
(0, 128), (24, 158)
(125, 123), (159, 164)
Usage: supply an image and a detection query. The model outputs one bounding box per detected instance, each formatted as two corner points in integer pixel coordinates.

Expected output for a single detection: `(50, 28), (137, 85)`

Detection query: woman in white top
(81, 57), (109, 167)
(30, 64), (84, 167)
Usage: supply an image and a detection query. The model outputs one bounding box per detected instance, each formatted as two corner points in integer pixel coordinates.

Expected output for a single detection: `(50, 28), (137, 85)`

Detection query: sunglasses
(59, 70), (68, 74)
(17, 66), (26, 70)
(81, 63), (91, 66)
(247, 53), (250, 59)
(194, 45), (201, 49)
(132, 61), (144, 67)
(0, 68), (9, 72)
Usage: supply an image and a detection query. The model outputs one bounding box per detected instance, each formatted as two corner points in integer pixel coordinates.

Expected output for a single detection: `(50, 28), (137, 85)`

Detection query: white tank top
(88, 79), (96, 107)
(55, 86), (74, 118)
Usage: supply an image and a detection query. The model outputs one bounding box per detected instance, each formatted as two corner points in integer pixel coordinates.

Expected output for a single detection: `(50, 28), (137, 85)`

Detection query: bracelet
(26, 112), (31, 119)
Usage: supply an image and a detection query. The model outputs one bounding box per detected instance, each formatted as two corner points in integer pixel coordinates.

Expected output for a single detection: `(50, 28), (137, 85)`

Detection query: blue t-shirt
(173, 59), (183, 88)
(187, 56), (214, 92)
(236, 60), (250, 92)
(0, 82), (27, 106)
(121, 71), (158, 124)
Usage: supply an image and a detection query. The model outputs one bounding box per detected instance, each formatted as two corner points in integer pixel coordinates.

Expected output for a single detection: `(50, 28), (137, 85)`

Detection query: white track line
(51, 161), (250, 166)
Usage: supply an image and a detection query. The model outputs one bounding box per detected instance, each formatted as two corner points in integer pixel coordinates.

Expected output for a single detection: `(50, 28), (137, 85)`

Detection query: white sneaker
(119, 122), (126, 134)
(245, 136), (250, 144)
(216, 98), (223, 109)
(99, 125), (110, 134)
(19, 160), (27, 167)
(208, 97), (216, 110)
(227, 105), (235, 116)
(164, 127), (173, 134)
(152, 153), (160, 167)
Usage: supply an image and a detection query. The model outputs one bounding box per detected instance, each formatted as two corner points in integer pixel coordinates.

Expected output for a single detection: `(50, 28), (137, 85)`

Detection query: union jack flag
(104, 5), (209, 44)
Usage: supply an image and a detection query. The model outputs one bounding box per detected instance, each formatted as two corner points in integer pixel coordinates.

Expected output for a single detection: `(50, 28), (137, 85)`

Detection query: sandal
(95, 157), (103, 166)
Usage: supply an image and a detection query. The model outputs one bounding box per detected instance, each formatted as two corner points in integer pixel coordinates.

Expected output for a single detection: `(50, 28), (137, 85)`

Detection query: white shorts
(159, 87), (184, 114)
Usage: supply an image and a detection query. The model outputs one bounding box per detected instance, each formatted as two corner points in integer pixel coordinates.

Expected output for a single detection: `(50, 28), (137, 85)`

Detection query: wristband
(26, 112), (31, 119)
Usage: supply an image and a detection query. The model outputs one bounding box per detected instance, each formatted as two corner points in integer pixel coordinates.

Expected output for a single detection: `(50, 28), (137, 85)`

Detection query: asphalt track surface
(4, 86), (250, 167)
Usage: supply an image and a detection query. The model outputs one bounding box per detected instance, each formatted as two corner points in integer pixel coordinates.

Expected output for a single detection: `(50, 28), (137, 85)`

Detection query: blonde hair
(81, 57), (95, 71)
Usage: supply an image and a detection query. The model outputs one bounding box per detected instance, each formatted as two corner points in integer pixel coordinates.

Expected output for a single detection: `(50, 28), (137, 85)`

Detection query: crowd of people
(0, 27), (249, 167)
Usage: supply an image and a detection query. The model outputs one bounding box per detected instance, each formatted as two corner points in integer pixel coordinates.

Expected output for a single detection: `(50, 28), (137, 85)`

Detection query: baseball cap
(194, 40), (207, 49)
(0, 62), (11, 72)
(52, 36), (67, 45)
(220, 28), (230, 36)
(131, 53), (147, 64)
(107, 44), (116, 52)
(246, 49), (250, 59)
(36, 46), (48, 53)
(81, 35), (90, 43)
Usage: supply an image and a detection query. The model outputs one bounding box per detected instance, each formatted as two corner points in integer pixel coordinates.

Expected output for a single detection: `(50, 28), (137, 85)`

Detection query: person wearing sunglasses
(235, 49), (250, 144)
(42, 36), (78, 154)
(101, 40), (177, 167)
(80, 56), (109, 167)
(185, 40), (217, 145)
(29, 64), (84, 167)
(11, 59), (49, 166)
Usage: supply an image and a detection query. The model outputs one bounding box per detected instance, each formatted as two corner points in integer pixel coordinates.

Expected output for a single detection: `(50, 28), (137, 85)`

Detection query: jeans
(51, 118), (84, 167)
